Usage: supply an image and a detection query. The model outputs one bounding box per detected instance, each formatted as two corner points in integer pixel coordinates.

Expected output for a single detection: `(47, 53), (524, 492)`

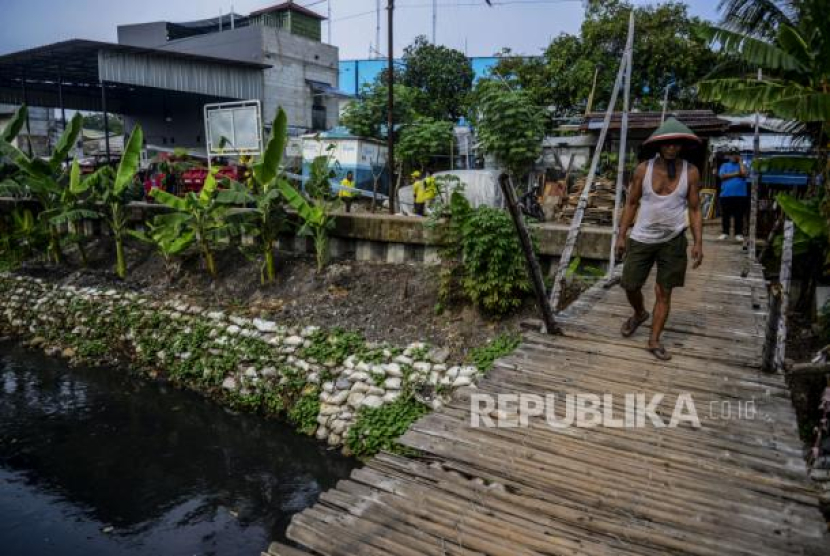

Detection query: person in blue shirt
(717, 150), (748, 241)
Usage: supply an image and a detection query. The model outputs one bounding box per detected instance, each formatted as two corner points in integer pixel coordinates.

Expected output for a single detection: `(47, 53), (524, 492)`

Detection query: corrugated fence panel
(98, 51), (263, 100)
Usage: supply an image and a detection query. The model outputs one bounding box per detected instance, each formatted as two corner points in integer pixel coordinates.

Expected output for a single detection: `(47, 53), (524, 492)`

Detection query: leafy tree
(82, 113), (124, 136)
(488, 0), (720, 116)
(473, 80), (544, 177)
(397, 116), (454, 172)
(401, 36), (474, 121)
(340, 79), (422, 140)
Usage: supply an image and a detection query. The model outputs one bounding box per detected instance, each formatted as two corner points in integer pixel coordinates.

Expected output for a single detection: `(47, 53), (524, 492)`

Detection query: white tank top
(630, 157), (689, 244)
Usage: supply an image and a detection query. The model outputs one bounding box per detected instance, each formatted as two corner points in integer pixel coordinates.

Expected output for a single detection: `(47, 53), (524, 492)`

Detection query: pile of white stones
(0, 274), (482, 450)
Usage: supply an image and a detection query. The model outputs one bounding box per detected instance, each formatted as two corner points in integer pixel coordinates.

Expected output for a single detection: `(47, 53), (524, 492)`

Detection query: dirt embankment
(20, 238), (537, 359)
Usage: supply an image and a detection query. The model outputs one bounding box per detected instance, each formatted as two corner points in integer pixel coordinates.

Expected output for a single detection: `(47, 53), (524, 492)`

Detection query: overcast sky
(0, 0), (720, 60)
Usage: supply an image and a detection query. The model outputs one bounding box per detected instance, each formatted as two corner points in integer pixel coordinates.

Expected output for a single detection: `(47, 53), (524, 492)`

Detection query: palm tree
(698, 0), (830, 223)
(698, 0), (829, 128)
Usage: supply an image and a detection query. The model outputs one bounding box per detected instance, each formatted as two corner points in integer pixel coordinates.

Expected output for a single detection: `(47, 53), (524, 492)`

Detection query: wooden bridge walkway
(268, 237), (828, 556)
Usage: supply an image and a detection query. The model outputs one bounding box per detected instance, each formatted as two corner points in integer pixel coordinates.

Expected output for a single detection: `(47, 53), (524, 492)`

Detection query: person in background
(339, 170), (356, 213)
(717, 149), (748, 241)
(412, 170), (437, 216)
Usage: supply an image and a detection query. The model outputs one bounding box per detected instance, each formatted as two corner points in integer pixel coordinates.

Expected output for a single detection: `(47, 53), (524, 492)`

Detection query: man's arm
(687, 165), (704, 268)
(615, 163), (645, 258)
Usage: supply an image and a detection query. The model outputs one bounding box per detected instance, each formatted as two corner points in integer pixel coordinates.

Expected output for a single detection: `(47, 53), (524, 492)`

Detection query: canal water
(0, 341), (356, 556)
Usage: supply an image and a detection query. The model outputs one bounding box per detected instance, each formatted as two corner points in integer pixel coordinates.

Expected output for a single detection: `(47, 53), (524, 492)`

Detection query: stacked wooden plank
(558, 175), (617, 225)
(267, 236), (829, 556)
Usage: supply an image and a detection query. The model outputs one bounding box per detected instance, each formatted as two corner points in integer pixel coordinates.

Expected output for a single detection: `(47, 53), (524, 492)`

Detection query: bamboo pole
(500, 174), (560, 335)
(748, 68), (762, 260)
(550, 11), (633, 311)
(608, 14), (635, 273)
(774, 219), (794, 372)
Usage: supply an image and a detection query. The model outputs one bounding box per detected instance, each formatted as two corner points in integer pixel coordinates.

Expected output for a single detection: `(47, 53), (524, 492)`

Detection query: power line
(332, 0), (579, 22)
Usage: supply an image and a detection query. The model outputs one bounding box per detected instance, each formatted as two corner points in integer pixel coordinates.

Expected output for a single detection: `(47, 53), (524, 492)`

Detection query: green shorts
(621, 233), (688, 291)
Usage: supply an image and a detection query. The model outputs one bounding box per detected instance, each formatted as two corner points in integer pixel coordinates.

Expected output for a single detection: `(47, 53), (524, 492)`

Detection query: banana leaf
(1, 105), (27, 143)
(254, 107), (288, 187)
(150, 187), (188, 211)
(277, 179), (323, 225)
(49, 113), (83, 170)
(114, 125), (143, 196)
(199, 172), (218, 203)
(776, 193), (827, 238)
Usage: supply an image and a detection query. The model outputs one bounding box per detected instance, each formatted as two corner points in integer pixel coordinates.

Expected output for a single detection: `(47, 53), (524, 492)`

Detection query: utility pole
(376, 0), (381, 59)
(432, 0), (437, 43)
(387, 0), (396, 214)
(328, 0), (332, 44)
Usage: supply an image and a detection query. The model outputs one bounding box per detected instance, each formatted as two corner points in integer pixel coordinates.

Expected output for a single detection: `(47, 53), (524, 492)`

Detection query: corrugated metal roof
(580, 110), (730, 134)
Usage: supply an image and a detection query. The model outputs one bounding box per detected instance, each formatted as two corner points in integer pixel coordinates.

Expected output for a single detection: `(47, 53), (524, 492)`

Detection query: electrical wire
(331, 0), (580, 23)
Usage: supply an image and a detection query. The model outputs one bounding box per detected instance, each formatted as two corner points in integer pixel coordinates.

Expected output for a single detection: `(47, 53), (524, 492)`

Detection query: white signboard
(204, 100), (263, 167)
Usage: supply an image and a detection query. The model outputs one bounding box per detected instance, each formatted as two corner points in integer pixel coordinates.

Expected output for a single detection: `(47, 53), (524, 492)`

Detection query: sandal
(648, 345), (672, 361)
(621, 311), (649, 337)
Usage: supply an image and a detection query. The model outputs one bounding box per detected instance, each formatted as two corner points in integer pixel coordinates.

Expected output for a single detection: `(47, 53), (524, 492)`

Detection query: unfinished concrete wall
(260, 27), (340, 130)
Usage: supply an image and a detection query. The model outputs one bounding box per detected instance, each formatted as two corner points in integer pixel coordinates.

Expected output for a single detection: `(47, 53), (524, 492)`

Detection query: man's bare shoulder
(686, 163), (701, 180)
(633, 161), (649, 178)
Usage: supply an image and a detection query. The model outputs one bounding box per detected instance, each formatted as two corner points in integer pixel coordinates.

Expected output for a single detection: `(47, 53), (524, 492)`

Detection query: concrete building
(0, 2), (345, 155)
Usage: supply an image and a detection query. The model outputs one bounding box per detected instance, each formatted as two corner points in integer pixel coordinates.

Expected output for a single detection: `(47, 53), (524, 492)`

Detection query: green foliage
(278, 152), (338, 273)
(288, 386), (321, 435)
(427, 178), (472, 312)
(400, 35), (474, 121)
(340, 80), (423, 140)
(460, 207), (534, 316)
(127, 216), (194, 279)
(151, 170), (232, 278)
(220, 108), (290, 283)
(82, 113), (124, 136)
(466, 333), (521, 373)
(345, 395), (429, 458)
(486, 0), (720, 117)
(0, 111), (86, 265)
(397, 116), (454, 172)
(473, 80), (544, 177)
(299, 328), (366, 366)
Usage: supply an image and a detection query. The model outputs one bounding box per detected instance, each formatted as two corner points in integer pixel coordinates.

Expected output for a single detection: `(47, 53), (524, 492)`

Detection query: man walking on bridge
(615, 118), (704, 360)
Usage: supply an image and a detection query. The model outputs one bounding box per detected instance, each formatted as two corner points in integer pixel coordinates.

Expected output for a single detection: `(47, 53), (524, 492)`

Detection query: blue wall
(339, 56), (503, 96)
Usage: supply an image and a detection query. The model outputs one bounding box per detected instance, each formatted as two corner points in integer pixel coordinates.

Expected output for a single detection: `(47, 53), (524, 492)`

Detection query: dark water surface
(0, 342), (356, 556)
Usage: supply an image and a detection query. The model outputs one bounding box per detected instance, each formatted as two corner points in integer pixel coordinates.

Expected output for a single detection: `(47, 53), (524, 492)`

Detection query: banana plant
(86, 125), (144, 279)
(38, 159), (99, 266)
(219, 108), (290, 283)
(150, 170), (232, 278)
(128, 215), (194, 282)
(277, 153), (339, 273)
(0, 109), (84, 264)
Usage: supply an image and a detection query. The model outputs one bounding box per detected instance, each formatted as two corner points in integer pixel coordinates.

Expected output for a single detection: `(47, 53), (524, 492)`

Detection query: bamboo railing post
(550, 11), (633, 310)
(774, 219), (794, 372)
(748, 68), (762, 261)
(608, 13), (635, 274)
(500, 174), (560, 335)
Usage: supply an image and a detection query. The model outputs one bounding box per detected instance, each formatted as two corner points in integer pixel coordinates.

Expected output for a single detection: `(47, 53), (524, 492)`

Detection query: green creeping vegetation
(466, 332), (521, 373)
(345, 395), (430, 459)
(428, 179), (534, 317)
(0, 278), (319, 435)
(298, 328), (402, 366)
(288, 385), (322, 435)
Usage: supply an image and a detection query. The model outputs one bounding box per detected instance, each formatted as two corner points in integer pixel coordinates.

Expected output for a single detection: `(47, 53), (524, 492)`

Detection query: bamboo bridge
(266, 236), (828, 556)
